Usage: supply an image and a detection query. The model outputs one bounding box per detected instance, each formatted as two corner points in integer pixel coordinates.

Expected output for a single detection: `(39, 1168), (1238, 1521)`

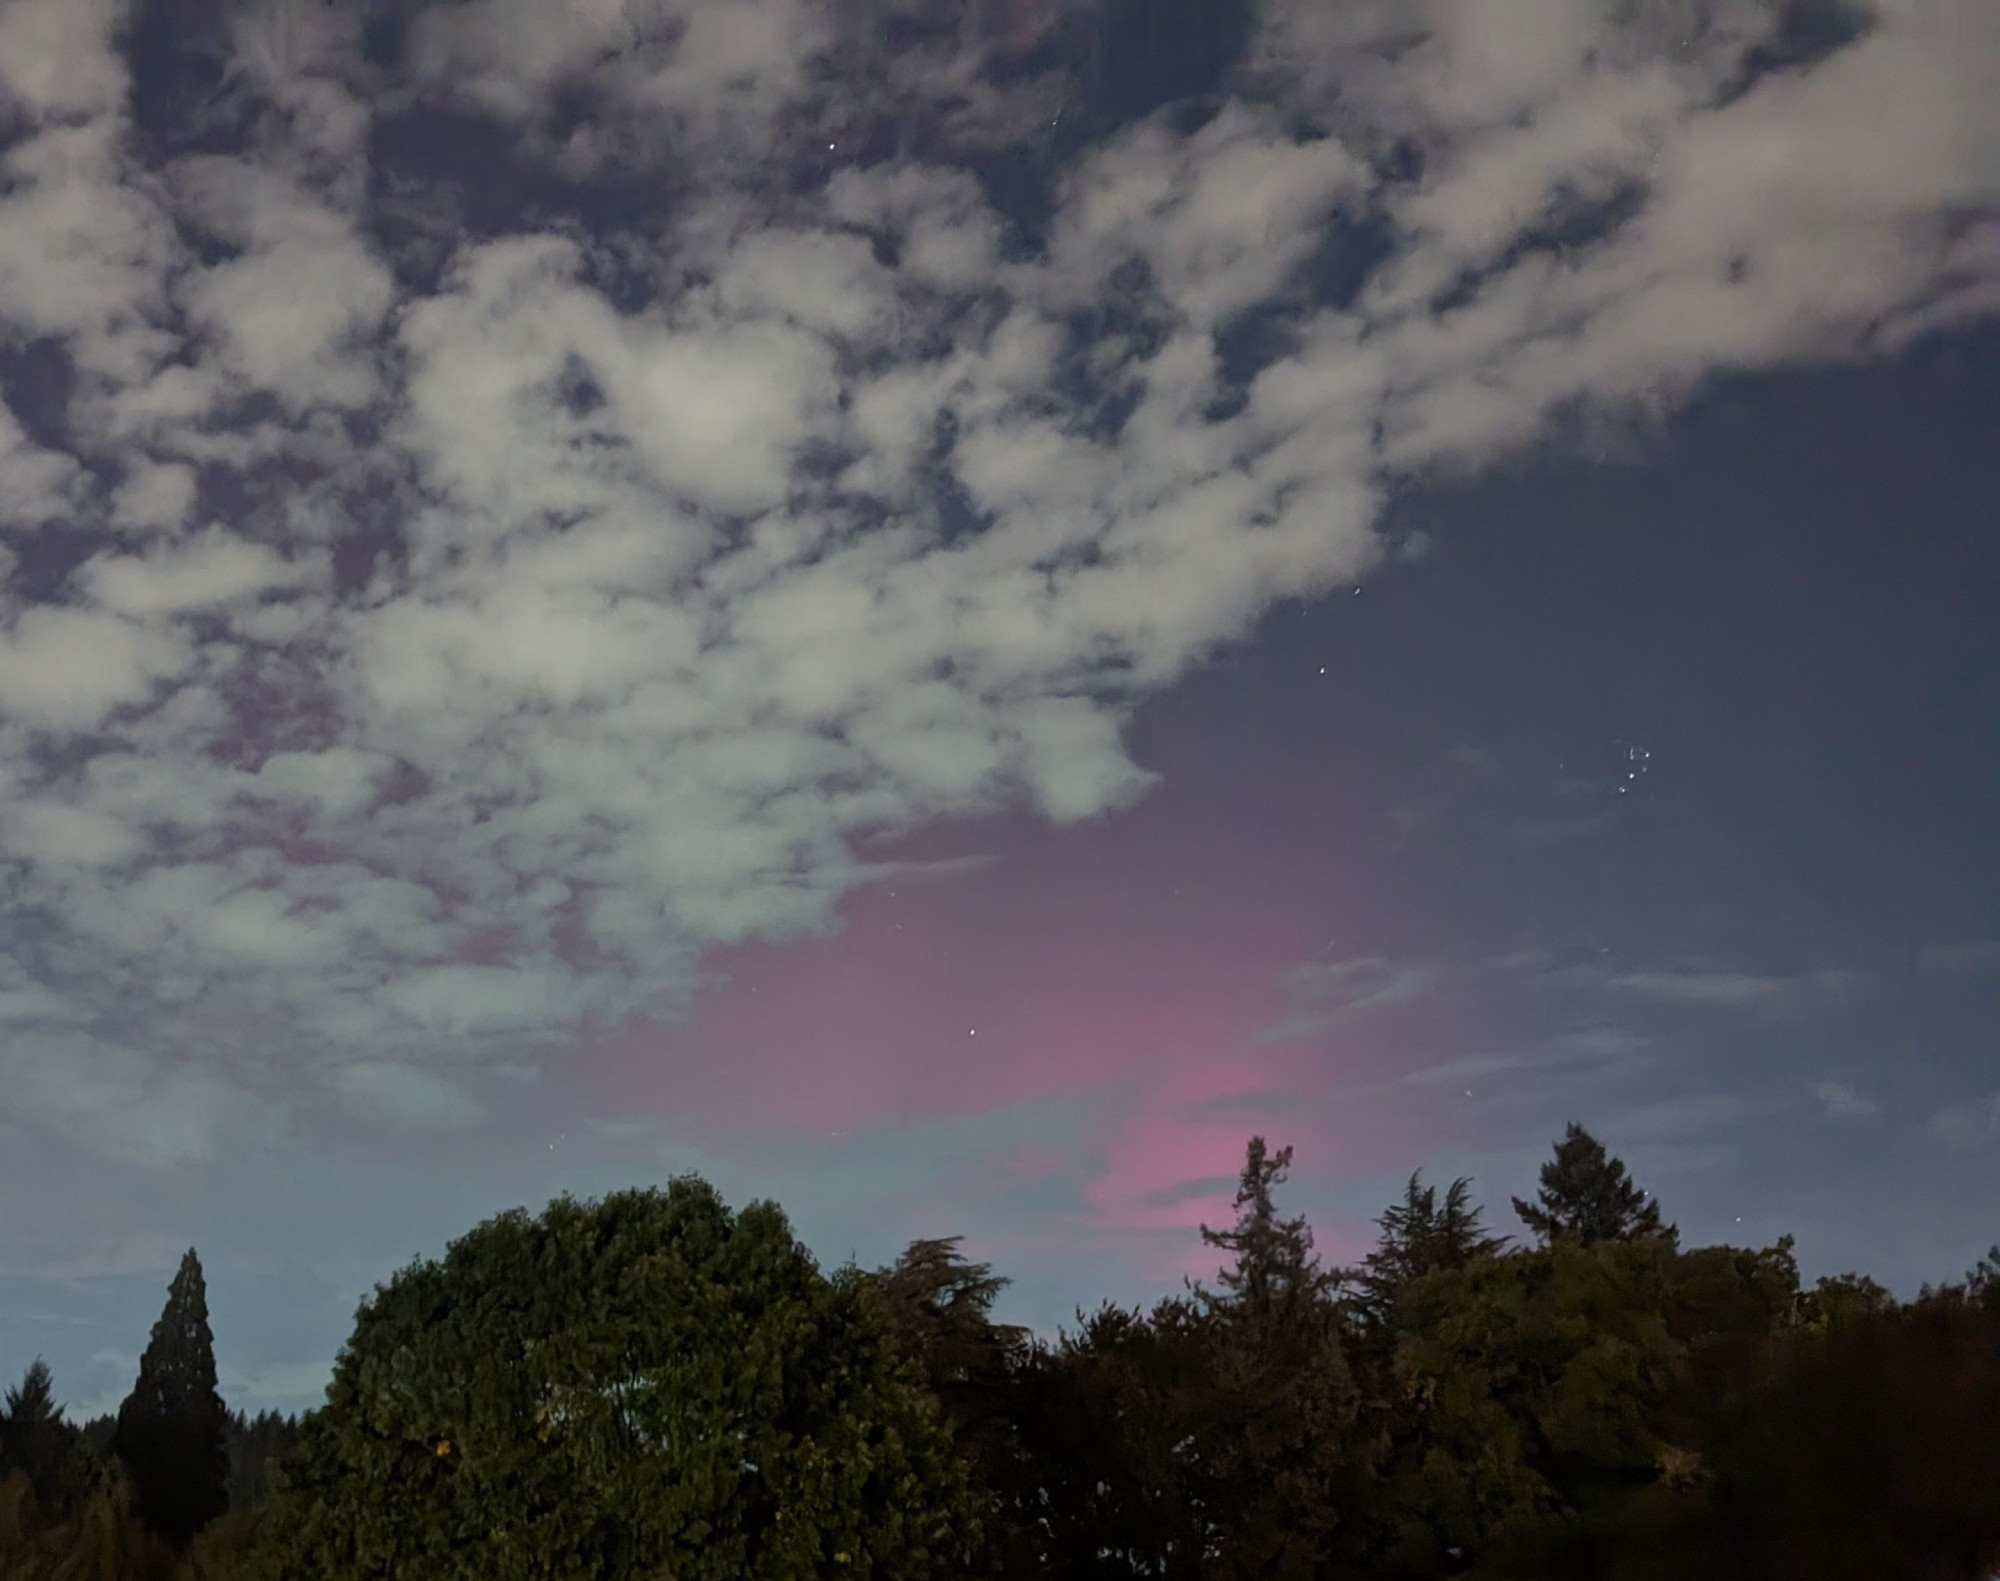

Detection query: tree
(871, 1238), (1030, 1424)
(260, 1180), (983, 1581)
(2, 1360), (89, 1520)
(869, 1238), (1035, 1576)
(1004, 1297), (1224, 1580)
(1341, 1235), (1687, 1579)
(1199, 1137), (1329, 1317)
(111, 1248), (230, 1547)
(1340, 1173), (1508, 1330)
(1513, 1123), (1673, 1247)
(1917, 1245), (2000, 1316)
(223, 1409), (302, 1514)
(1630, 1299), (2000, 1580)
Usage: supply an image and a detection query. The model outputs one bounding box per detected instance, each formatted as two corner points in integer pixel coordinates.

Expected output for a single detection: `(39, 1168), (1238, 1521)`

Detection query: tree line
(4, 1121), (1998, 1579)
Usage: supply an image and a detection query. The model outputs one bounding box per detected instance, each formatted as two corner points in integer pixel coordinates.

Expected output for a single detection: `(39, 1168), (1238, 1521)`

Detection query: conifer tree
(1341, 1172), (1508, 1326)
(110, 1248), (230, 1546)
(1512, 1122), (1673, 1246)
(2, 1358), (85, 1517)
(1199, 1137), (1328, 1317)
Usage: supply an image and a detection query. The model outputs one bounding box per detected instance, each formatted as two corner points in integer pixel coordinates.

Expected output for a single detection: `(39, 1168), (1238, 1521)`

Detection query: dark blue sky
(0, 0), (1994, 1417)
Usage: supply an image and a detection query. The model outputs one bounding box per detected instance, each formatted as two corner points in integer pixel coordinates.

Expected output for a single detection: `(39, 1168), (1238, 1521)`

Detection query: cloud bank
(0, 0), (1994, 1170)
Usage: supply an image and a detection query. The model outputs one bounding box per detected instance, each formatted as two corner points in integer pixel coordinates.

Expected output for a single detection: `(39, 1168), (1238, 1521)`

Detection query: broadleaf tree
(259, 1179), (984, 1581)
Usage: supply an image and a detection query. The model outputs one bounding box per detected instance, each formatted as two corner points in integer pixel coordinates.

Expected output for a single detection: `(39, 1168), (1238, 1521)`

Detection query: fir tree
(1512, 1122), (1673, 1246)
(110, 1248), (230, 1546)
(1199, 1137), (1328, 1317)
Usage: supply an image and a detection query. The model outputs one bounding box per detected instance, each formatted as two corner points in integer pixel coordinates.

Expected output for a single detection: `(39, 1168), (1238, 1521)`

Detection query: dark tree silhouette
(1513, 1122), (1672, 1246)
(1340, 1172), (1508, 1328)
(1199, 1137), (1328, 1317)
(223, 1407), (302, 1513)
(2, 1359), (88, 1519)
(871, 1237), (1036, 1576)
(109, 1247), (230, 1546)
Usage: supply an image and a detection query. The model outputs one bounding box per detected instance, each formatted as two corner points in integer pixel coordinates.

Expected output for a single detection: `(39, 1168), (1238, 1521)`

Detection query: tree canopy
(6, 1136), (1999, 1581)
(1512, 1123), (1672, 1247)
(258, 1180), (983, 1581)
(1340, 1172), (1509, 1331)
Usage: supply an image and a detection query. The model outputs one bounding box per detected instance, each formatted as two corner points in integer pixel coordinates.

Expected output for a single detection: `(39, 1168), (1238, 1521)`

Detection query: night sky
(1, 0), (1996, 1417)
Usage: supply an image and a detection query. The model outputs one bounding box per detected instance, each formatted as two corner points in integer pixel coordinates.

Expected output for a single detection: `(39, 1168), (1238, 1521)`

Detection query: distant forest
(4, 1123), (1998, 1580)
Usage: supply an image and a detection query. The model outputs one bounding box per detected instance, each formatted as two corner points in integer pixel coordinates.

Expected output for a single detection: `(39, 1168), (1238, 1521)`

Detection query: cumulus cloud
(0, 0), (1992, 1164)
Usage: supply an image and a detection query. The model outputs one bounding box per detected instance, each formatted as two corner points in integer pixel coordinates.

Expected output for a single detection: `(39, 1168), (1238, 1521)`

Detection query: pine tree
(1341, 1172), (1508, 1326)
(1199, 1137), (1328, 1317)
(1511, 1123), (1673, 1246)
(110, 1248), (230, 1546)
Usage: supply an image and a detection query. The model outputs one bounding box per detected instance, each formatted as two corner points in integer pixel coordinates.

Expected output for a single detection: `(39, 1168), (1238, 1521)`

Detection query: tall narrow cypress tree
(110, 1247), (229, 1546)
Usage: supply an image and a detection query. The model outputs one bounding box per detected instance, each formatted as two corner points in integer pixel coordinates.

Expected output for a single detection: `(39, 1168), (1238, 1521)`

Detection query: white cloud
(0, 0), (125, 121)
(82, 527), (322, 616)
(333, 1060), (482, 1128)
(0, 608), (188, 729)
(173, 161), (396, 414)
(0, 0), (1987, 1174)
(0, 404), (84, 525)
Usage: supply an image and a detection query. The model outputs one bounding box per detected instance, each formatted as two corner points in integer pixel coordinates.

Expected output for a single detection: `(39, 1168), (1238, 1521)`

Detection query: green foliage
(1344, 1235), (1689, 1578)
(110, 1250), (230, 1548)
(19, 1131), (2000, 1581)
(868, 1238), (1033, 1576)
(257, 1179), (982, 1581)
(1512, 1123), (1673, 1247)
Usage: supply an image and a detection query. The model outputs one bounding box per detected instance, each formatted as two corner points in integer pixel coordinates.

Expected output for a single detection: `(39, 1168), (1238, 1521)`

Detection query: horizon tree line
(3, 1120), (1997, 1579)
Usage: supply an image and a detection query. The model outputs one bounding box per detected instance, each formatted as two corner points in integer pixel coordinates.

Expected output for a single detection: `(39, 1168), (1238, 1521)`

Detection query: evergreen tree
(1340, 1172), (1508, 1328)
(110, 1247), (230, 1547)
(2, 1359), (87, 1519)
(223, 1407), (302, 1513)
(1512, 1122), (1673, 1246)
(1199, 1137), (1328, 1317)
